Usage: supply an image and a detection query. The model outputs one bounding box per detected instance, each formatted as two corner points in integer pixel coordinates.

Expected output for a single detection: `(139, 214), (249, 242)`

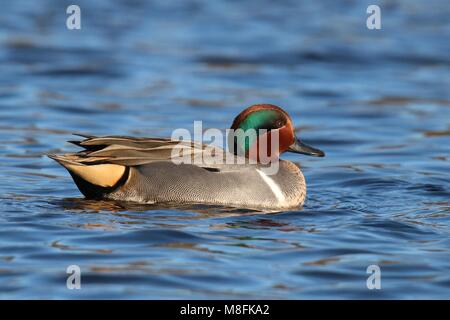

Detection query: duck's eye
(275, 119), (283, 127)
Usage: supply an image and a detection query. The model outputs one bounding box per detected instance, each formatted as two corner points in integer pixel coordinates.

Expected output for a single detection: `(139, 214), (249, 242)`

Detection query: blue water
(0, 0), (449, 299)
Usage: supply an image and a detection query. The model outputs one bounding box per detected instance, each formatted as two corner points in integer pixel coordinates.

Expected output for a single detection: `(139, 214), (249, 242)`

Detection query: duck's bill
(288, 139), (325, 157)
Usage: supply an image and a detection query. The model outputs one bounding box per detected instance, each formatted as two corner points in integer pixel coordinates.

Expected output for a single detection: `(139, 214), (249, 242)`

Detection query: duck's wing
(48, 134), (231, 190)
(49, 134), (226, 167)
(48, 134), (254, 194)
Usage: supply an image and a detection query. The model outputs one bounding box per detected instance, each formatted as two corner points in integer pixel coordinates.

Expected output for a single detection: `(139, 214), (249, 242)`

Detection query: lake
(0, 0), (449, 299)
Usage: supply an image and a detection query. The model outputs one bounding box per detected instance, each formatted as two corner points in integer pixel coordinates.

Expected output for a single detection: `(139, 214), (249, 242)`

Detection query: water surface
(0, 0), (449, 299)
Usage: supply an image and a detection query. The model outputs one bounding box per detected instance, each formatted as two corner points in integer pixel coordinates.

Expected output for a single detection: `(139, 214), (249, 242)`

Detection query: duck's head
(230, 104), (325, 161)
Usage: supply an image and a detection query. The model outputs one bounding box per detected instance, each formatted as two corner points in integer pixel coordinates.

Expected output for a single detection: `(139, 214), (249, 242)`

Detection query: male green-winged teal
(49, 104), (324, 210)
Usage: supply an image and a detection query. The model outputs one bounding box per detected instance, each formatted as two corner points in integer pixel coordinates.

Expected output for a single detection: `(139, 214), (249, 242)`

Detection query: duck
(49, 104), (324, 210)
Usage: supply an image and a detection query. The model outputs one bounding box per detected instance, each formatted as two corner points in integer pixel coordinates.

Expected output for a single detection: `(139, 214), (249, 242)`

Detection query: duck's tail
(48, 154), (128, 198)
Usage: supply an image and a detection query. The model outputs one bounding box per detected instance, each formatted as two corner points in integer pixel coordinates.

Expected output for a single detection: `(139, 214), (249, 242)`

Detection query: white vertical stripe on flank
(256, 169), (285, 203)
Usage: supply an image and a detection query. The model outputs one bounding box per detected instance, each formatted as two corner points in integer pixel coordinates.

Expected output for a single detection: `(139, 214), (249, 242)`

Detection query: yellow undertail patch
(65, 163), (125, 187)
(50, 155), (126, 188)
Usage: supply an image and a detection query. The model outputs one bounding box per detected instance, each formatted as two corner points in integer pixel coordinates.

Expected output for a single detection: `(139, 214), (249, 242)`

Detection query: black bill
(288, 139), (325, 157)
